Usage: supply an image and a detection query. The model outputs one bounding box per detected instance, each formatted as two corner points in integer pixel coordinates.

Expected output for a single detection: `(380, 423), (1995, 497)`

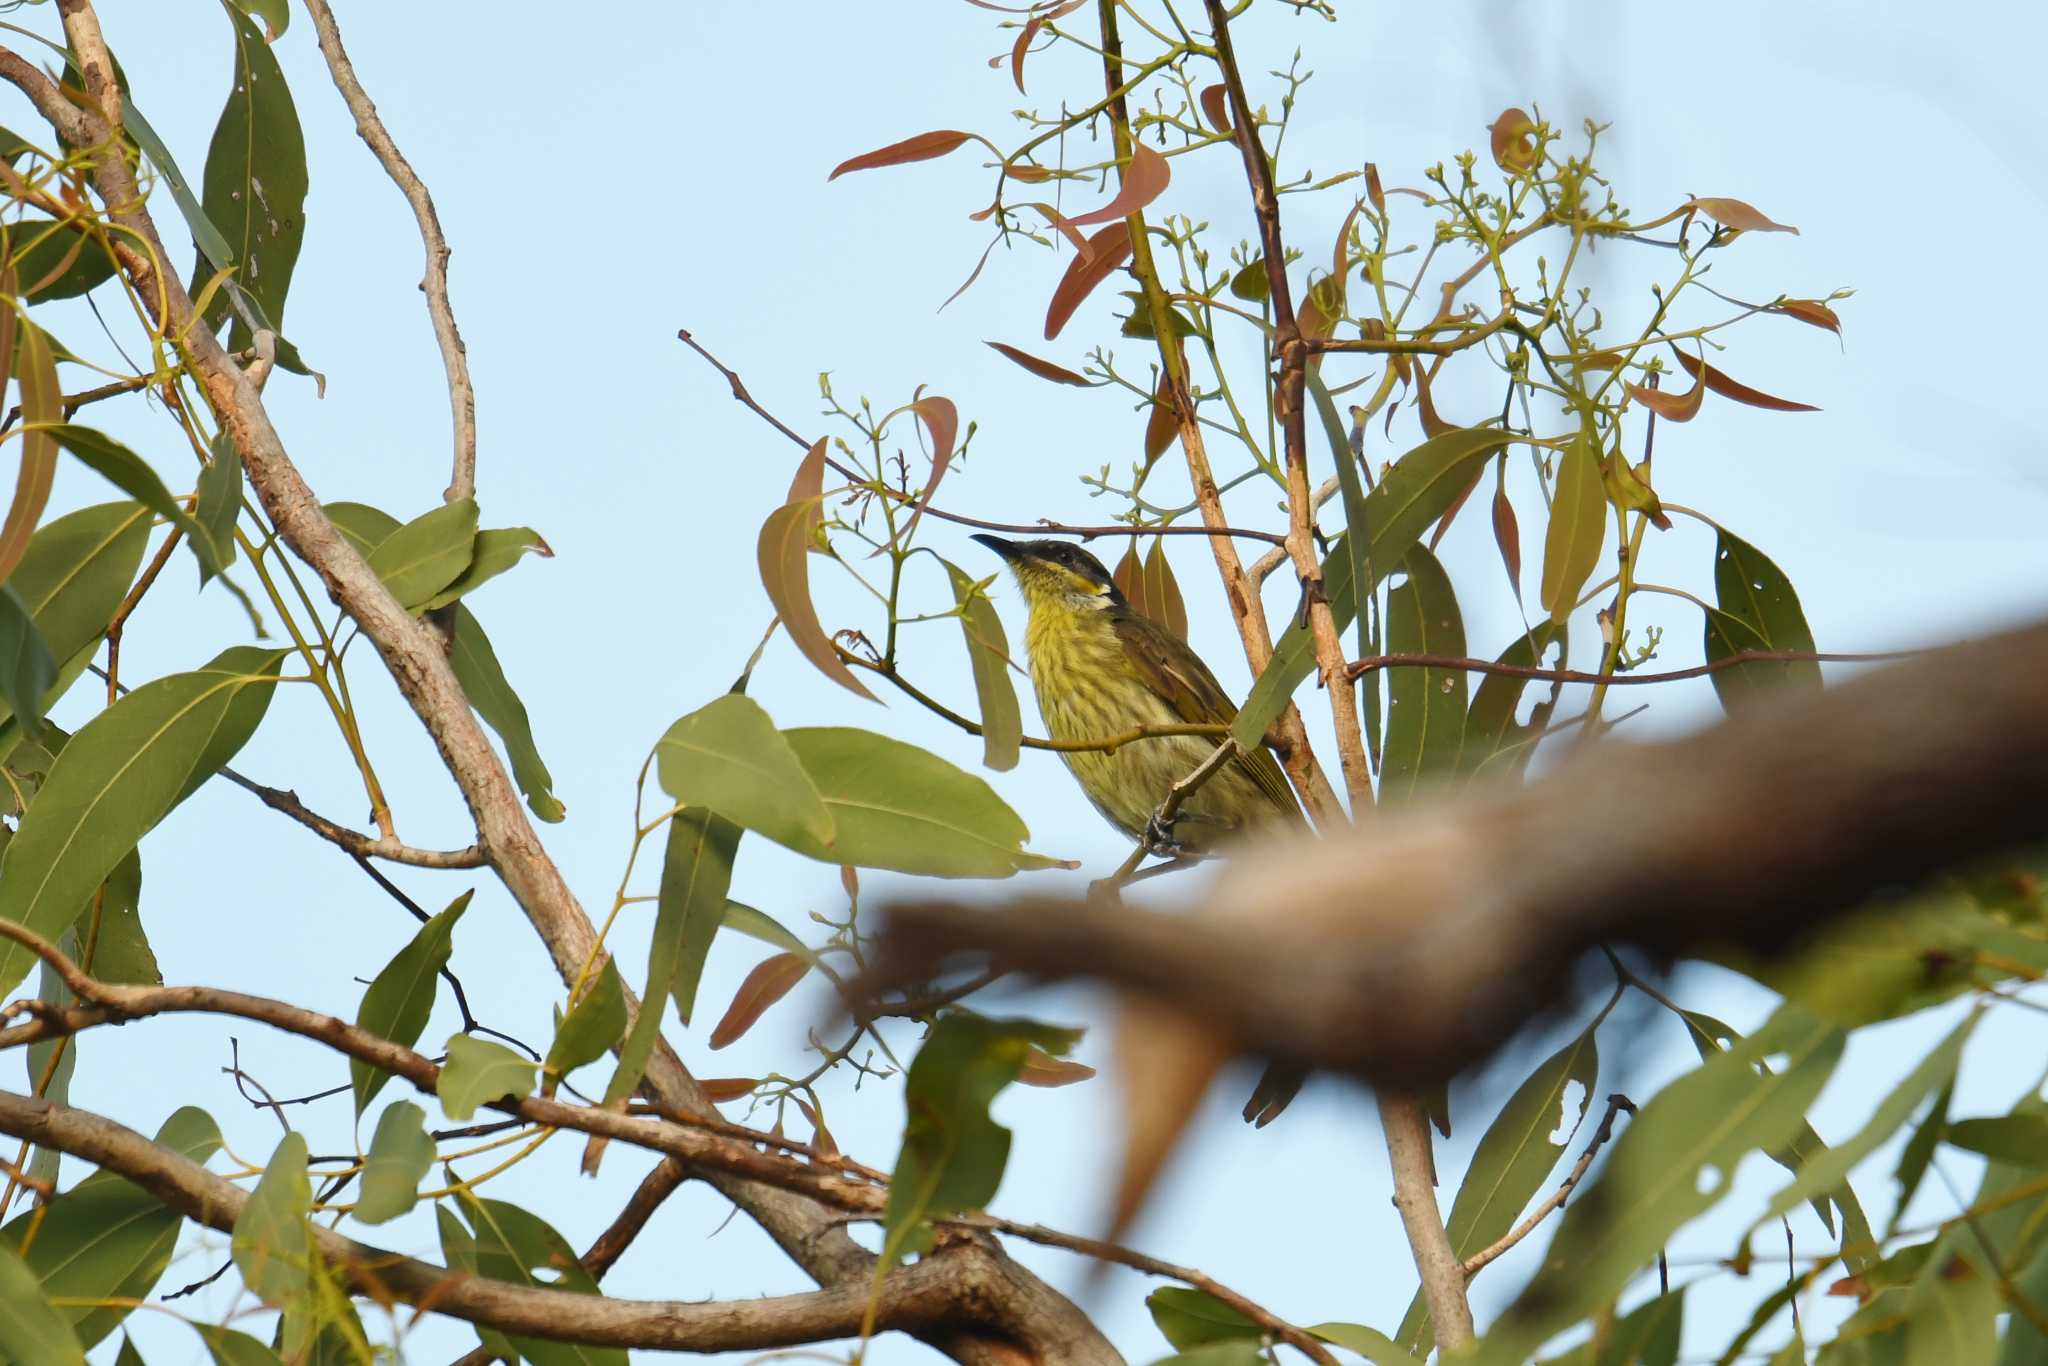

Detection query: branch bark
(874, 619), (2048, 1086)
(23, 8), (1118, 1360)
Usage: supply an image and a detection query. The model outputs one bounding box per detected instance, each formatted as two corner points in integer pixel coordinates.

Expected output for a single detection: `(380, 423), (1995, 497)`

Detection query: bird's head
(971, 534), (1120, 615)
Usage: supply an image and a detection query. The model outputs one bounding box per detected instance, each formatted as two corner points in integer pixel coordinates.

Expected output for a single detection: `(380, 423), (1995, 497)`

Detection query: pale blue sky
(6, 1), (2047, 1362)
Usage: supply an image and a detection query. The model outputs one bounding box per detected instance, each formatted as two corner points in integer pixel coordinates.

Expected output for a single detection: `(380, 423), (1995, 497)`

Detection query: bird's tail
(1242, 1063), (1306, 1128)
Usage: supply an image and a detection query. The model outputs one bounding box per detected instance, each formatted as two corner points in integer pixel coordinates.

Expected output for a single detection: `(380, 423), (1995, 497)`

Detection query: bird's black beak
(970, 533), (1022, 562)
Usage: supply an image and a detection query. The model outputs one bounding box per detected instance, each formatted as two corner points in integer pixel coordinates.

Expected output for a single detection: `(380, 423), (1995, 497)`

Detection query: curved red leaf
(1066, 143), (1170, 229)
(1490, 108), (1537, 172)
(829, 130), (975, 181)
(1044, 221), (1131, 340)
(757, 439), (880, 701)
(1198, 84), (1232, 136)
(986, 341), (1092, 386)
(1771, 298), (1843, 335)
(1689, 196), (1798, 235)
(896, 395), (960, 547)
(709, 953), (810, 1050)
(1629, 363), (1705, 422)
(1674, 349), (1819, 413)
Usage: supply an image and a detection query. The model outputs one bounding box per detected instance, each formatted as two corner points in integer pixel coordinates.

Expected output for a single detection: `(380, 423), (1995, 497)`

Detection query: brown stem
(102, 525), (182, 704)
(1348, 647), (1916, 687)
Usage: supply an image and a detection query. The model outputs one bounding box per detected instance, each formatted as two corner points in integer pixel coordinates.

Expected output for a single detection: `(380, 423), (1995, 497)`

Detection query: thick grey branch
(876, 619), (2048, 1086)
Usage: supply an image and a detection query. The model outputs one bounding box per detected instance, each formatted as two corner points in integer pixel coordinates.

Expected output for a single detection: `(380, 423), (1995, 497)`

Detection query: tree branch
(871, 619), (2048, 1087)
(301, 0), (476, 504)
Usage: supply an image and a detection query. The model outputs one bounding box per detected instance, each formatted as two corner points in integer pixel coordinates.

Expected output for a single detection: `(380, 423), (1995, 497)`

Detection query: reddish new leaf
(699, 1077), (759, 1103)
(1113, 540), (1187, 641)
(1044, 221), (1131, 340)
(1428, 462), (1484, 552)
(708, 952), (809, 1050)
(1771, 297), (1843, 336)
(1490, 108), (1537, 172)
(0, 317), (59, 588)
(1142, 372), (1179, 469)
(1066, 143), (1170, 229)
(1197, 84), (1232, 136)
(1674, 349), (1819, 413)
(1412, 358), (1458, 437)
(1017, 1046), (1098, 1088)
(829, 130), (975, 181)
(1011, 0), (1083, 92)
(986, 340), (1092, 386)
(756, 439), (880, 702)
(1024, 201), (1094, 257)
(1005, 163), (1054, 183)
(1629, 362), (1705, 422)
(1492, 471), (1522, 599)
(895, 395), (960, 547)
(1365, 162), (1386, 217)
(1689, 196), (1798, 235)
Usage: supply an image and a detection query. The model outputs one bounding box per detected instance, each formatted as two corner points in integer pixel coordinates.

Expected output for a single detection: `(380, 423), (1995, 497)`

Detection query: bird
(971, 533), (1308, 1124)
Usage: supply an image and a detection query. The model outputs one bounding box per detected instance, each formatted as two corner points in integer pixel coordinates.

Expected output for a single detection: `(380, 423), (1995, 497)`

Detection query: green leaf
(90, 850), (158, 987)
(0, 1106), (222, 1349)
(719, 899), (822, 964)
(0, 502), (151, 733)
(1594, 1290), (1683, 1366)
(1148, 1344), (1265, 1366)
(229, 0), (289, 39)
(654, 694), (834, 849)
(5, 215), (116, 301)
(1310, 1322), (1424, 1366)
(195, 1), (308, 348)
(354, 1101), (434, 1226)
(943, 558), (1021, 772)
(420, 526), (548, 611)
(438, 1033), (539, 1120)
(449, 605), (564, 822)
(230, 1131), (311, 1308)
(0, 586), (55, 737)
(1539, 431), (1607, 625)
(366, 498), (479, 611)
(1148, 1287), (1256, 1349)
(1755, 1012), (1975, 1237)
(1307, 372), (1376, 761)
(46, 426), (225, 576)
(1475, 1005), (1845, 1366)
(1710, 528), (1819, 694)
(1945, 1114), (2048, 1167)
(1461, 620), (1568, 780)
(1380, 546), (1466, 803)
(1235, 425), (1512, 749)
(0, 1238), (84, 1366)
(880, 1015), (1081, 1269)
(194, 1326), (285, 1366)
(194, 430), (243, 580)
(350, 889), (471, 1115)
(543, 959), (627, 1082)
(0, 646), (283, 997)
(114, 1333), (144, 1366)
(1894, 1081), (1953, 1233)
(452, 1192), (627, 1366)
(1399, 1023), (1598, 1358)
(781, 726), (1059, 877)
(1899, 1235), (2000, 1366)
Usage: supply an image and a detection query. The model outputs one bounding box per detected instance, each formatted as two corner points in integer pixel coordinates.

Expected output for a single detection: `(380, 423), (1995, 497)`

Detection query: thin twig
(1462, 1092), (1636, 1277)
(213, 764), (486, 868)
(1347, 647), (1917, 687)
(302, 0), (475, 503)
(102, 525), (183, 702)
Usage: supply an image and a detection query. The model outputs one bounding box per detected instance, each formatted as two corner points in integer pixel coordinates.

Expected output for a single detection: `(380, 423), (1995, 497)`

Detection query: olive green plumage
(972, 533), (1307, 1124)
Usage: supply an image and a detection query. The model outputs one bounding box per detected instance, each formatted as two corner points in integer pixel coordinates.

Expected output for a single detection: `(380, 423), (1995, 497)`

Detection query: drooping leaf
(1142, 371), (1179, 474)
(1380, 546), (1466, 803)
(437, 1033), (539, 1120)
(1111, 540), (1188, 643)
(1197, 84), (1232, 135)
(757, 438), (878, 702)
(353, 1100), (435, 1226)
(985, 340), (1093, 386)
(708, 951), (809, 1050)
(1945, 1114), (2048, 1167)
(350, 889), (471, 1115)
(944, 558), (1021, 771)
(364, 497), (478, 611)
(1771, 298), (1843, 335)
(1148, 1286), (1257, 1350)
(1044, 222), (1132, 340)
(451, 1191), (628, 1366)
(1689, 196), (1798, 234)
(0, 501), (150, 733)
(0, 1240), (85, 1366)
(46, 425), (225, 577)
(448, 604), (564, 822)
(1894, 1081), (1953, 1231)
(543, 959), (628, 1083)
(828, 129), (975, 180)
(0, 646), (283, 997)
(1067, 143), (1170, 229)
(194, 429), (243, 580)
(1310, 1323), (1424, 1366)
(88, 849), (156, 987)
(879, 1015), (1081, 1268)
(1629, 363), (1705, 422)
(194, 2), (308, 346)
(1472, 1006), (1845, 1366)
(655, 692), (835, 849)
(0, 587), (55, 736)
(778, 726), (1061, 876)
(1236, 426), (1511, 749)
(230, 1131), (311, 1309)
(1539, 432), (1607, 624)
(0, 1107), (221, 1350)
(420, 526), (549, 610)
(892, 395), (959, 549)
(1462, 621), (1568, 780)
(1706, 528), (1820, 705)
(662, 806), (741, 1029)
(1492, 469), (1521, 599)
(1673, 349), (1819, 414)
(6, 215), (116, 301)
(1400, 1024), (1598, 1358)
(0, 317), (61, 588)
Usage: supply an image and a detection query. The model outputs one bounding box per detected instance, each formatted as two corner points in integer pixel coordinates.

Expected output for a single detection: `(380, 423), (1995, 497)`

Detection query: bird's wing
(1110, 608), (1304, 822)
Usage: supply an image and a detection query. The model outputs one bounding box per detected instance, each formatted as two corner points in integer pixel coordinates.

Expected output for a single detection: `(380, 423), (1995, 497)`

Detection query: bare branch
(215, 765), (487, 868)
(1349, 647), (1918, 688)
(302, 0), (476, 503)
(1461, 1093), (1634, 1277)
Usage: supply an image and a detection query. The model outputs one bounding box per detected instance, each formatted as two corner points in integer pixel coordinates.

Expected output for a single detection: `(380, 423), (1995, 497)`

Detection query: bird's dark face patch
(973, 535), (1119, 605)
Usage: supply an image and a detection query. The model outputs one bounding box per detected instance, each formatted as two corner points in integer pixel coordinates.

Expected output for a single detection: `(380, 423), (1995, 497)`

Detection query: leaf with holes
(944, 558), (1021, 771)
(1705, 529), (1818, 709)
(1462, 621), (1568, 780)
(351, 889), (470, 1115)
(1380, 546), (1466, 804)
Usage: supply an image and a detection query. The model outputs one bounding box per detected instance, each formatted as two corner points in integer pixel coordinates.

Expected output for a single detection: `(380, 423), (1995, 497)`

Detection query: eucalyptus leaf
(452, 1191), (627, 1366)
(1379, 545), (1465, 803)
(354, 1101), (434, 1225)
(230, 1131), (311, 1309)
(0, 502), (151, 734)
(543, 959), (627, 1082)
(420, 526), (548, 610)
(654, 693), (834, 850)
(438, 1033), (539, 1120)
(351, 889), (471, 1115)
(943, 558), (1022, 771)
(365, 497), (478, 610)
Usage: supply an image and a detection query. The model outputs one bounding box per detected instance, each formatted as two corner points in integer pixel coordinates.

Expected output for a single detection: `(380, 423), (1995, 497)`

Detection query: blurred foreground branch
(875, 619), (2048, 1085)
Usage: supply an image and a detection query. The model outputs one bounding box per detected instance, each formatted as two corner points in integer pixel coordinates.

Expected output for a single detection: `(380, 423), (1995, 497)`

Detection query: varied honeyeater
(972, 533), (1307, 1125)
